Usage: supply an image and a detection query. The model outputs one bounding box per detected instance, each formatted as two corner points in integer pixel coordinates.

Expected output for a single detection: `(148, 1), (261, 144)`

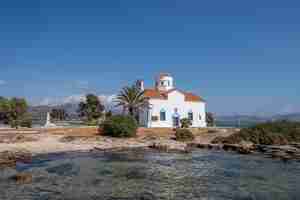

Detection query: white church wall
(145, 90), (207, 128)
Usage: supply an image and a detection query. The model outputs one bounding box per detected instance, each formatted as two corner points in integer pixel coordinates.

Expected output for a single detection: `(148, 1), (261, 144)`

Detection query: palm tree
(115, 84), (149, 117)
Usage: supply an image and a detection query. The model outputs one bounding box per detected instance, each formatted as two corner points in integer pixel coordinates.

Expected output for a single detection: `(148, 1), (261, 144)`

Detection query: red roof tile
(184, 92), (205, 102)
(143, 88), (204, 102)
(144, 89), (167, 100)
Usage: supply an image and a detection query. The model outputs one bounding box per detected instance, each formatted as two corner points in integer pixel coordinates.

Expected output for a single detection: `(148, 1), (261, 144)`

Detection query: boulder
(0, 150), (32, 168)
(237, 141), (254, 154)
(59, 136), (77, 143)
(0, 151), (17, 168)
(237, 146), (252, 154)
(149, 143), (169, 152)
(11, 172), (32, 184)
(223, 144), (239, 151)
(193, 143), (223, 150)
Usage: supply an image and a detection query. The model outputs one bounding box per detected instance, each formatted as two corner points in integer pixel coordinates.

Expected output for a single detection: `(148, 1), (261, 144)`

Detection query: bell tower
(155, 73), (174, 91)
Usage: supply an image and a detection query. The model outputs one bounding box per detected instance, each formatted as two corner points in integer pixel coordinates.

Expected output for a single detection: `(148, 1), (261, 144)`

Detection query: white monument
(44, 112), (57, 128)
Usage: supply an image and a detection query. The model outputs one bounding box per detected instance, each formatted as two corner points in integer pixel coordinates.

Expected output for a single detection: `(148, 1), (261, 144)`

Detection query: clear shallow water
(1, 149), (300, 200)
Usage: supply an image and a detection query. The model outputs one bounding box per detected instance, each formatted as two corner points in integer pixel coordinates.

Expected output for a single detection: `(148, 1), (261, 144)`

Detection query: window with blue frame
(160, 109), (166, 121)
(188, 111), (194, 121)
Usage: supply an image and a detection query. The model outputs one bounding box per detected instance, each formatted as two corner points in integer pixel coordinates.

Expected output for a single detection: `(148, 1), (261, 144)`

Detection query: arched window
(188, 111), (194, 121)
(160, 109), (166, 121)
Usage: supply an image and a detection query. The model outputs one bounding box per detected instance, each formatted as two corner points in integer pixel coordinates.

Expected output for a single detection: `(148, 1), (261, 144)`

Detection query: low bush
(180, 118), (192, 128)
(86, 119), (98, 126)
(212, 121), (300, 145)
(20, 114), (32, 128)
(101, 115), (138, 138)
(175, 129), (195, 142)
(20, 118), (32, 128)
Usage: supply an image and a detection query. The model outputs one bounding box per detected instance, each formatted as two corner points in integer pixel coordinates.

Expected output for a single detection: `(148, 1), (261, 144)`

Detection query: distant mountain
(214, 113), (300, 128)
(216, 113), (300, 123)
(215, 115), (269, 122)
(34, 94), (116, 110)
(271, 113), (300, 122)
(29, 94), (119, 122)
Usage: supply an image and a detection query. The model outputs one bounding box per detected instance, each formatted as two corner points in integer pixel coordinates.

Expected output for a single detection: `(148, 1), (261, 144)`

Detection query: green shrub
(180, 118), (192, 128)
(20, 117), (32, 128)
(211, 121), (300, 145)
(101, 115), (138, 138)
(9, 119), (19, 129)
(10, 117), (32, 129)
(86, 119), (98, 126)
(175, 129), (195, 142)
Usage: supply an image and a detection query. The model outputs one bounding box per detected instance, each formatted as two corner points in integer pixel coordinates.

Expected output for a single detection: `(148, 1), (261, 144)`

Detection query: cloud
(0, 80), (7, 85)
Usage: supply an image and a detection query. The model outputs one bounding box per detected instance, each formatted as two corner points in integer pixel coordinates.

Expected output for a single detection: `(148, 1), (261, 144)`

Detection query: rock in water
(0, 150), (32, 168)
(237, 146), (252, 154)
(149, 142), (169, 152)
(11, 172), (33, 184)
(0, 151), (17, 168)
(237, 141), (254, 154)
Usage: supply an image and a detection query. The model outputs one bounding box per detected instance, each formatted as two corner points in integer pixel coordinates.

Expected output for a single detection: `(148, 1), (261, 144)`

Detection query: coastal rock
(148, 140), (187, 153)
(271, 151), (292, 161)
(223, 144), (239, 151)
(0, 134), (38, 144)
(221, 141), (254, 154)
(0, 150), (32, 168)
(255, 145), (300, 161)
(0, 151), (17, 168)
(237, 141), (254, 154)
(237, 146), (252, 154)
(189, 143), (223, 150)
(59, 136), (77, 143)
(149, 143), (170, 152)
(11, 172), (33, 184)
(290, 143), (300, 149)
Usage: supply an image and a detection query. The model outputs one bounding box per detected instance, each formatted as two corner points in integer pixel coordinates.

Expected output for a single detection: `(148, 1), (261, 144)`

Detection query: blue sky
(0, 0), (299, 115)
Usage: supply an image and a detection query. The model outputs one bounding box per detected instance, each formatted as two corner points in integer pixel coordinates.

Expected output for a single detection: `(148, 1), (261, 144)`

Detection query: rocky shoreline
(0, 150), (32, 169)
(1, 127), (300, 172)
(188, 142), (300, 161)
(1, 140), (300, 172)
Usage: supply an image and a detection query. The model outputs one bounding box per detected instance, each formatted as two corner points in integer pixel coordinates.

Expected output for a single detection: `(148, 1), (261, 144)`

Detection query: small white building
(138, 73), (207, 128)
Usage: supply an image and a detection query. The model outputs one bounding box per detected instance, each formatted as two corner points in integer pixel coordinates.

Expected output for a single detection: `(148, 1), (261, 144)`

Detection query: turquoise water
(1, 149), (300, 200)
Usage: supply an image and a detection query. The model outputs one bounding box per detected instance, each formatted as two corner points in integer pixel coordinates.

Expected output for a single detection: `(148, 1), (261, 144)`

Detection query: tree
(0, 97), (10, 124)
(8, 98), (28, 128)
(0, 97), (32, 128)
(114, 84), (148, 118)
(77, 94), (104, 123)
(206, 112), (215, 127)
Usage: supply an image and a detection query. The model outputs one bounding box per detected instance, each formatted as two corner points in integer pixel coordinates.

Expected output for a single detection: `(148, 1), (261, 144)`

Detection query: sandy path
(0, 134), (152, 155)
(0, 128), (237, 155)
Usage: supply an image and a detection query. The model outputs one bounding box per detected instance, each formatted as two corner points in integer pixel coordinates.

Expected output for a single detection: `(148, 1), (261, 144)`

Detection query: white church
(137, 73), (207, 128)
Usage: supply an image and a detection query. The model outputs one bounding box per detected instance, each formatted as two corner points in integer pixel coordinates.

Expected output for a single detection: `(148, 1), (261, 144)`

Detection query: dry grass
(45, 127), (99, 136)
(137, 128), (175, 138)
(0, 126), (237, 144)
